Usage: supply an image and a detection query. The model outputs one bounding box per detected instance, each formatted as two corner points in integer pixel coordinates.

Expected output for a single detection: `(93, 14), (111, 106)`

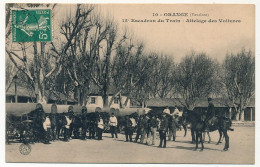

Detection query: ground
(6, 126), (254, 164)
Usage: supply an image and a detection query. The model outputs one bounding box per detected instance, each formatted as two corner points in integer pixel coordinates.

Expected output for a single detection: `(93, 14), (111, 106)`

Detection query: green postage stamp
(12, 9), (52, 42)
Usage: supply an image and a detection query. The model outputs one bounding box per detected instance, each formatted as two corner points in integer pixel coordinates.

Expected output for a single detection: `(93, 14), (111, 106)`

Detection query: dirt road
(6, 127), (254, 164)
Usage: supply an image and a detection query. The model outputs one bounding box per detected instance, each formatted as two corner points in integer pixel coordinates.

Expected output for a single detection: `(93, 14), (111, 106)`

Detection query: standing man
(140, 115), (149, 144)
(168, 114), (178, 141)
(81, 106), (88, 140)
(97, 115), (104, 140)
(68, 106), (75, 139)
(148, 115), (158, 145)
(134, 115), (143, 143)
(125, 115), (133, 142)
(159, 112), (168, 148)
(205, 98), (215, 132)
(109, 113), (118, 138)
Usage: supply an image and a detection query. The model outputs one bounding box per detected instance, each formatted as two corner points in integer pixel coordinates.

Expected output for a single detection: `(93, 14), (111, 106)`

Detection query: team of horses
(6, 104), (234, 151)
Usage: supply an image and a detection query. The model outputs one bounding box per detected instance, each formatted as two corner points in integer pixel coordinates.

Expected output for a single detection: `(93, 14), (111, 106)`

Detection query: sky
(53, 4), (254, 62)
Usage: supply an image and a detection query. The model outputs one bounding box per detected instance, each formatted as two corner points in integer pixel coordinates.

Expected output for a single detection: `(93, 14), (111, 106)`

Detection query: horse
(177, 116), (188, 137)
(182, 109), (234, 151)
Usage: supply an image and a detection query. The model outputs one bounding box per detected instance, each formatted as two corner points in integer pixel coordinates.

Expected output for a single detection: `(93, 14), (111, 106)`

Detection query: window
(114, 98), (119, 104)
(91, 97), (96, 104)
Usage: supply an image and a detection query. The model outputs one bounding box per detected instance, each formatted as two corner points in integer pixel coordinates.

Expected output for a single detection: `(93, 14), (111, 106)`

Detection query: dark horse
(177, 116), (188, 137)
(182, 110), (234, 151)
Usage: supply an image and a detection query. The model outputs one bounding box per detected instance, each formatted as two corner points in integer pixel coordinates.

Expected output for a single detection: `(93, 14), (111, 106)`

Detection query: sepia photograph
(4, 3), (255, 164)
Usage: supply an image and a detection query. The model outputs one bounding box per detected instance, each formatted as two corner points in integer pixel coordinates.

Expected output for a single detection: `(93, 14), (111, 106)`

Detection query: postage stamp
(12, 9), (52, 42)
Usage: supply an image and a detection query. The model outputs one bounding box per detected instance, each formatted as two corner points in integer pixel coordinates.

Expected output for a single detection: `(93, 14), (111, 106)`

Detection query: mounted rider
(205, 98), (216, 132)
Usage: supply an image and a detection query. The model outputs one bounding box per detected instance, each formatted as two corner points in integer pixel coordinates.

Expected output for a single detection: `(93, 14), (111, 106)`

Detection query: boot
(163, 139), (166, 148)
(158, 139), (162, 148)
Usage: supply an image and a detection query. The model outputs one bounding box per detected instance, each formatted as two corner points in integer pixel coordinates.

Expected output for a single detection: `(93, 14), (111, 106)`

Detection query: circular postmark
(19, 143), (31, 155)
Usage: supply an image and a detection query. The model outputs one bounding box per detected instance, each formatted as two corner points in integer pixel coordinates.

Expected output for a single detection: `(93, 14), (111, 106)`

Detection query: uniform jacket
(109, 116), (118, 127)
(159, 117), (168, 131)
(168, 116), (178, 130)
(150, 118), (158, 128)
(207, 102), (215, 119)
(97, 119), (104, 129)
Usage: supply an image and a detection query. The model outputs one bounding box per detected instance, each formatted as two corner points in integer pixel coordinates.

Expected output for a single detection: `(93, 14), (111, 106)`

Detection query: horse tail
(228, 127), (234, 131)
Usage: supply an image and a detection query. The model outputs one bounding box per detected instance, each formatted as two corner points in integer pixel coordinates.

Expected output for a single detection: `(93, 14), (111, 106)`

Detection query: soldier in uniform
(68, 106), (75, 139)
(81, 106), (88, 140)
(205, 98), (216, 132)
(125, 115), (133, 142)
(148, 115), (158, 145)
(97, 115), (104, 140)
(49, 104), (57, 140)
(32, 103), (46, 143)
(140, 115), (149, 144)
(109, 113), (118, 138)
(134, 115), (143, 142)
(168, 114), (178, 141)
(159, 112), (168, 148)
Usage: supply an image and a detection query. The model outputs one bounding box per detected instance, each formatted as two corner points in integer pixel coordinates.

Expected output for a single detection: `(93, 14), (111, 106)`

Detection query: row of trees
(5, 4), (254, 121)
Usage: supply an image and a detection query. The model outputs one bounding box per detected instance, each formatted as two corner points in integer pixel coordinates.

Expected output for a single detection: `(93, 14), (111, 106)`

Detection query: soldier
(81, 106), (88, 140)
(63, 112), (72, 142)
(125, 115), (133, 142)
(147, 115), (158, 145)
(158, 112), (168, 148)
(97, 115), (104, 140)
(168, 114), (178, 141)
(33, 103), (46, 143)
(140, 115), (149, 144)
(205, 98), (216, 132)
(68, 106), (75, 139)
(88, 113), (96, 139)
(43, 114), (52, 144)
(134, 115), (143, 142)
(49, 104), (57, 140)
(109, 113), (118, 138)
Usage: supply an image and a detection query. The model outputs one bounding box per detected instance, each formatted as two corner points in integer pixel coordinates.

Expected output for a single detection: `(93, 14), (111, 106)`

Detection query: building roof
(6, 83), (76, 102)
(6, 83), (36, 98)
(146, 98), (255, 108)
(88, 82), (128, 96)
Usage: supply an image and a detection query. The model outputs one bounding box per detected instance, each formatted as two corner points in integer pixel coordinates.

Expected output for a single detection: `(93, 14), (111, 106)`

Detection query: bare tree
(148, 53), (175, 98)
(54, 4), (95, 105)
(6, 4), (61, 103)
(221, 49), (255, 121)
(174, 52), (218, 110)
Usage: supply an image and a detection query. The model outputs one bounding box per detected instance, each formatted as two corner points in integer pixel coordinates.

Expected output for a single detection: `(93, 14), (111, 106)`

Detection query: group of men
(118, 108), (180, 148)
(31, 98), (215, 148)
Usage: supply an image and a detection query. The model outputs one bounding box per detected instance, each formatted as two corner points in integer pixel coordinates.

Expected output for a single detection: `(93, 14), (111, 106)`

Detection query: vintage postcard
(5, 3), (255, 164)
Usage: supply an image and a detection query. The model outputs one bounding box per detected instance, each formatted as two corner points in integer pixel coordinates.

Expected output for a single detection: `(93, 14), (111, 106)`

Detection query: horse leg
(221, 132), (224, 142)
(191, 128), (195, 143)
(207, 132), (211, 143)
(202, 132), (205, 143)
(200, 132), (204, 151)
(216, 129), (222, 145)
(223, 130), (229, 151)
(183, 125), (187, 137)
(194, 131), (198, 151)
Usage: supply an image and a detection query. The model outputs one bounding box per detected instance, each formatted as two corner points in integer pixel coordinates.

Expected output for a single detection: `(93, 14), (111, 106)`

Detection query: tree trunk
(103, 94), (108, 108)
(239, 109), (245, 121)
(235, 112), (239, 121)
